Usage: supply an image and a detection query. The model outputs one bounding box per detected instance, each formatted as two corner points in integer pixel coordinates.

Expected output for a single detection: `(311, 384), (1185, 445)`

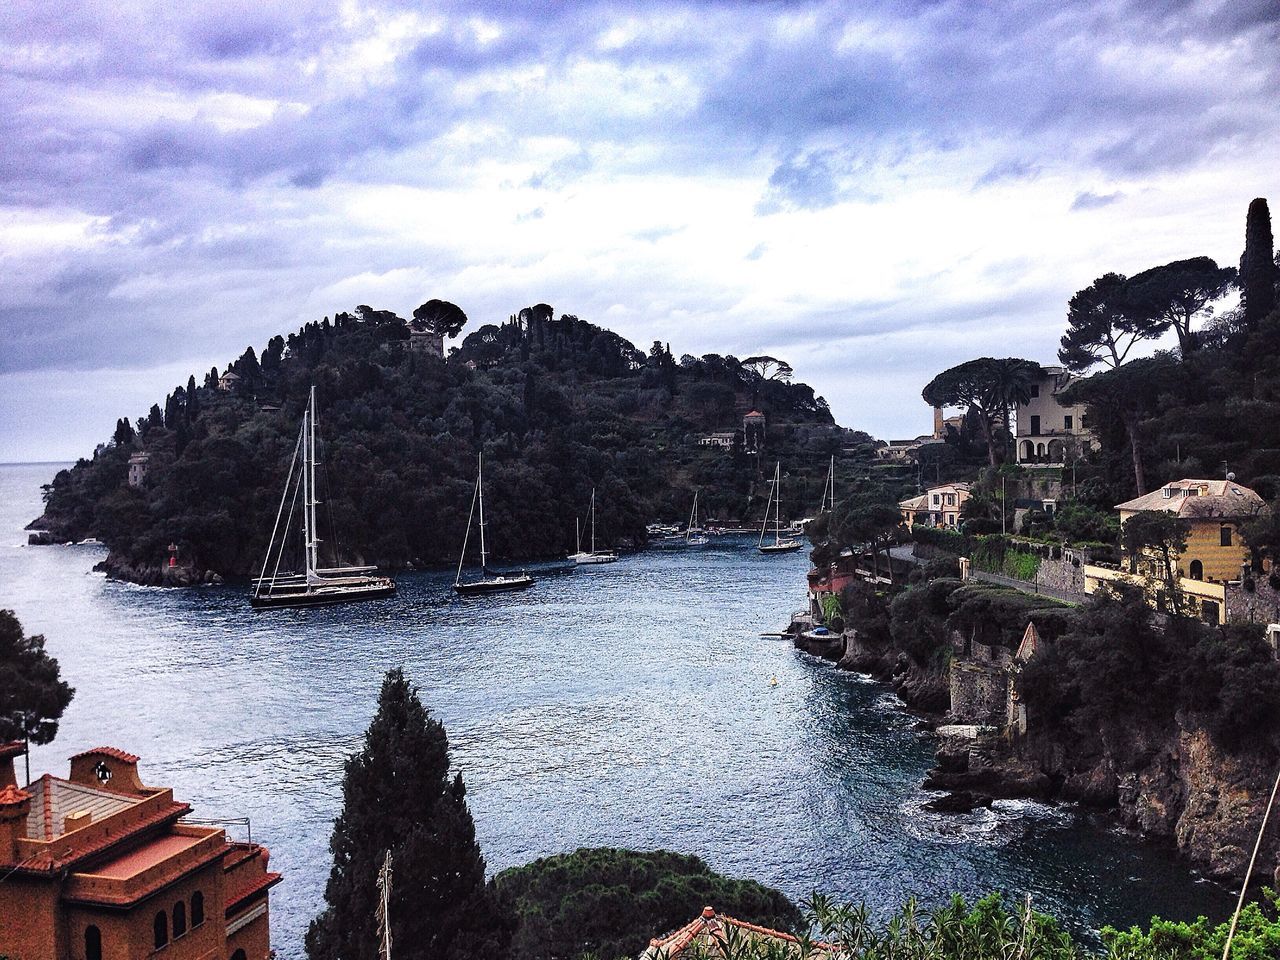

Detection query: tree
(0, 610), (75, 784)
(921, 358), (1039, 466)
(1060, 355), (1176, 495)
(1240, 197), (1278, 327)
(496, 848), (799, 960)
(412, 299), (469, 339)
(306, 669), (511, 960)
(741, 355), (794, 381)
(112, 417), (135, 446)
(1058, 272), (1161, 372)
(828, 486), (904, 583)
(1125, 256), (1237, 355)
(262, 335), (285, 373)
(1121, 511), (1190, 614)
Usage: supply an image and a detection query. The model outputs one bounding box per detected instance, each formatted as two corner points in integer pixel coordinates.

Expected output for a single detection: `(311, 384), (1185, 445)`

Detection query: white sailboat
(569, 488), (617, 564)
(454, 453), (534, 594)
(794, 455), (836, 533)
(686, 491), (709, 546)
(252, 387), (397, 609)
(758, 461), (803, 554)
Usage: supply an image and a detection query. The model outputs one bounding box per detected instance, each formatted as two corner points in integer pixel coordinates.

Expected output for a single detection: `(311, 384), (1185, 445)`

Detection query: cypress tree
(306, 669), (511, 960)
(1240, 197), (1278, 326)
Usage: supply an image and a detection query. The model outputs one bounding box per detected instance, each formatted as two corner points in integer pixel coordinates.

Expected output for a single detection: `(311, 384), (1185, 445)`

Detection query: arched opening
(1020, 440), (1034, 460)
(173, 900), (187, 938)
(85, 925), (102, 960)
(1047, 439), (1064, 463)
(232, 950), (247, 960)
(192, 891), (205, 927)
(1036, 443), (1046, 458)
(154, 911), (169, 950)
(1189, 559), (1203, 580)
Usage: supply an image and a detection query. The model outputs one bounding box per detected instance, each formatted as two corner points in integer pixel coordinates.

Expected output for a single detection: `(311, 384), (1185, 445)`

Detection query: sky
(2, 0), (1279, 461)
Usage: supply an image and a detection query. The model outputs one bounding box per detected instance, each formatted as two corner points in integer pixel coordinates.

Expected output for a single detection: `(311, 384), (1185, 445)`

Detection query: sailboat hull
(454, 575), (535, 594)
(251, 579), (398, 609)
(759, 541), (803, 554)
(570, 552), (617, 564)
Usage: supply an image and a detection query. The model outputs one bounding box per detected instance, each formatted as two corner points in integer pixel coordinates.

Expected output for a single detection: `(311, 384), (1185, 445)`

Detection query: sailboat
(794, 454), (836, 533)
(758, 462), (803, 554)
(686, 491), (709, 546)
(454, 454), (534, 594)
(569, 488), (617, 564)
(251, 387), (397, 609)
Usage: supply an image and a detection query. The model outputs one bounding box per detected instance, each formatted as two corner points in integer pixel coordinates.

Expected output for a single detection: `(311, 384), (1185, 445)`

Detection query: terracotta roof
(900, 494), (929, 510)
(1115, 479), (1268, 519)
(744, 410), (764, 417)
(644, 907), (838, 959)
(0, 784), (32, 807)
(1015, 622), (1041, 662)
(1, 741), (25, 761)
(10, 798), (191, 873)
(70, 746), (140, 763)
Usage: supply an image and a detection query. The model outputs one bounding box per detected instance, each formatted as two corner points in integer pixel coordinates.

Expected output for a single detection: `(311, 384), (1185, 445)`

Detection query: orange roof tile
(70, 746), (140, 763)
(0, 741), (25, 761)
(645, 907), (838, 958)
(0, 784), (32, 806)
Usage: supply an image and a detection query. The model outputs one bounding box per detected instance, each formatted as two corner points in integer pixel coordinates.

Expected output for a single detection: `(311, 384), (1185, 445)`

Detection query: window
(1064, 415), (1073, 430)
(1189, 559), (1203, 580)
(192, 891), (205, 927)
(173, 901), (187, 938)
(154, 911), (169, 950)
(1221, 525), (1233, 546)
(1030, 384), (1040, 398)
(1202, 600), (1220, 624)
(1030, 415), (1041, 435)
(85, 926), (102, 960)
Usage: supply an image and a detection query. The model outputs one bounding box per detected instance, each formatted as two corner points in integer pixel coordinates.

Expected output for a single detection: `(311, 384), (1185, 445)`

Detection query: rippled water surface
(2, 463), (1231, 956)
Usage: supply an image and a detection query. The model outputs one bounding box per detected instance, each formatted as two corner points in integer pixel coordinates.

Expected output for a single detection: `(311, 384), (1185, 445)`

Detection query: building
(126, 453), (150, 489)
(408, 326), (444, 357)
(642, 906), (837, 959)
(1082, 478), (1272, 624)
(900, 482), (971, 531)
(216, 370), (242, 392)
(0, 744), (280, 960)
(743, 410), (766, 453)
(1014, 365), (1094, 465)
(698, 432), (737, 449)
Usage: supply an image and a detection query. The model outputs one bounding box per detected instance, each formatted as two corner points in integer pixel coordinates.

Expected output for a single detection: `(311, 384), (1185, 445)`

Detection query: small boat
(569, 488), (617, 564)
(759, 461), (803, 554)
(455, 453), (534, 594)
(252, 387), (396, 609)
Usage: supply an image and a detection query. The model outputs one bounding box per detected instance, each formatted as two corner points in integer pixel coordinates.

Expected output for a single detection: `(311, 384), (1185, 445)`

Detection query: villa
(900, 482), (971, 531)
(1014, 364), (1094, 465)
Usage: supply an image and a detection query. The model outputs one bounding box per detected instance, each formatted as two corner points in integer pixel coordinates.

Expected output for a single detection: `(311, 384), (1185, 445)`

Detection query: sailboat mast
(590, 488), (597, 553)
(774, 462), (782, 545)
(305, 388), (319, 575)
(575, 515), (581, 554)
(477, 453), (487, 569)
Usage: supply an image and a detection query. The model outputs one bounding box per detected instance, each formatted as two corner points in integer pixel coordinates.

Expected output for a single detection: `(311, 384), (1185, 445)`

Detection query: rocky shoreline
(787, 615), (1280, 886)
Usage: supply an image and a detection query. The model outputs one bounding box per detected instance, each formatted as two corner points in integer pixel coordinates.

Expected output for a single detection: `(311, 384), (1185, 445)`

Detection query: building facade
(0, 745), (280, 960)
(126, 453), (150, 489)
(1014, 365), (1094, 465)
(900, 482), (971, 531)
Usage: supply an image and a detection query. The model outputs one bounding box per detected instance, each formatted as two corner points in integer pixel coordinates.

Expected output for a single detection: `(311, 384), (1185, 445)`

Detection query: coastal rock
(923, 790), (994, 814)
(96, 554), (223, 588)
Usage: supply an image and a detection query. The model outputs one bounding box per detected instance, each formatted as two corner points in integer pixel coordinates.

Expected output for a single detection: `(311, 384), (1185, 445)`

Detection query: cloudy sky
(2, 0), (1278, 461)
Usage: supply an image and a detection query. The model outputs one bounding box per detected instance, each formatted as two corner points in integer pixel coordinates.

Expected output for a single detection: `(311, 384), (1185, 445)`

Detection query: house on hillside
(698, 431), (737, 449)
(1083, 477), (1272, 624)
(1014, 365), (1094, 465)
(127, 452), (150, 489)
(901, 482), (971, 531)
(216, 369), (241, 392)
(743, 410), (766, 453)
(407, 325), (444, 357)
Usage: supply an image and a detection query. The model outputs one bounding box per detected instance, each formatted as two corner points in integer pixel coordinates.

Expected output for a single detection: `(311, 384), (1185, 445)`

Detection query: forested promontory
(33, 305), (863, 584)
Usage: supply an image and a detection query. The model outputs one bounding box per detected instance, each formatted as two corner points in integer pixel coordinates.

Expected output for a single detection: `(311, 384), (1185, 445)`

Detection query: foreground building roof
(1115, 478), (1268, 519)
(643, 906), (839, 958)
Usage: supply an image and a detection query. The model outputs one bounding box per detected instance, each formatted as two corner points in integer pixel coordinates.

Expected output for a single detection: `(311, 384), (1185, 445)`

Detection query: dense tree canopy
(1124, 256), (1236, 355)
(1239, 198), (1278, 328)
(496, 848), (800, 960)
(921, 358), (1039, 466)
(0, 610), (75, 773)
(1058, 272), (1162, 372)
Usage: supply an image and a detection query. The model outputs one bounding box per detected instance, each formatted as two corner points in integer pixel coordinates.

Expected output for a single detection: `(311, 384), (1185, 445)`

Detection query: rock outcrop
(96, 554), (223, 587)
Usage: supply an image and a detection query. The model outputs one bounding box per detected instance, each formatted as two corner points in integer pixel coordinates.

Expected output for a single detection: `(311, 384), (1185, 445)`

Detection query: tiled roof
(1, 741), (25, 760)
(1115, 479), (1268, 519)
(644, 907), (838, 959)
(900, 494), (929, 510)
(70, 746), (140, 763)
(24, 775), (142, 840)
(1015, 622), (1041, 662)
(0, 784), (32, 807)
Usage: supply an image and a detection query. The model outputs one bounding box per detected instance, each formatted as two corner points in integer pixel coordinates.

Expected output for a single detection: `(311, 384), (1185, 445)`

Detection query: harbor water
(1, 463), (1231, 957)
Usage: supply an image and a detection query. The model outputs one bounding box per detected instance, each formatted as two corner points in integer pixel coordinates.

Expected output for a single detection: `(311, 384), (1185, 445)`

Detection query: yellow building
(1115, 478), (1268, 583)
(900, 482), (970, 531)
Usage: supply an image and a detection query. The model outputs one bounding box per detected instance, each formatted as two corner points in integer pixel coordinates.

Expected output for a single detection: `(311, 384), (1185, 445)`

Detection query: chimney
(65, 810), (92, 833)
(0, 741), (22, 790)
(933, 405), (945, 439)
(0, 784), (32, 864)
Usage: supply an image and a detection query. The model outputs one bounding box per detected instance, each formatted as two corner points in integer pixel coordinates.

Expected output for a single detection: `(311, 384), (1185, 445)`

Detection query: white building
(1014, 365), (1094, 465)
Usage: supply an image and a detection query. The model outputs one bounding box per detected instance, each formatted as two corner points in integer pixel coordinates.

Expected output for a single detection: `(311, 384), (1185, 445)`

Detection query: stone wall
(949, 661), (1008, 725)
(1224, 574), (1280, 625)
(1034, 549), (1088, 597)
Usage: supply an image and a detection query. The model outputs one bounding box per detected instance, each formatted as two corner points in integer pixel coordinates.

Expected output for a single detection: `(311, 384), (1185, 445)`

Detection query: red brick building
(0, 742), (280, 960)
